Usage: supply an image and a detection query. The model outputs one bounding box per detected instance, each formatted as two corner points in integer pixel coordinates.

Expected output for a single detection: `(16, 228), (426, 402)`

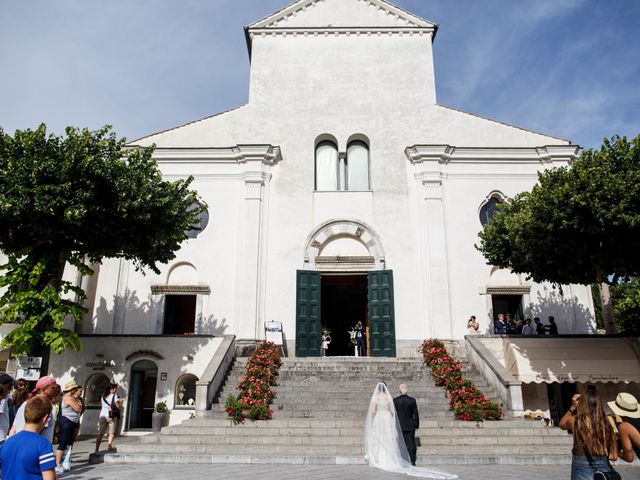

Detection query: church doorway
(491, 294), (523, 323)
(321, 274), (368, 356)
(295, 269), (396, 357)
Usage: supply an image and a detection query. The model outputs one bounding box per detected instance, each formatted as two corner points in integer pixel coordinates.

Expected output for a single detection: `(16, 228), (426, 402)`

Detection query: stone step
(183, 417), (558, 430)
(142, 433), (570, 446)
(161, 426), (571, 441)
(103, 452), (574, 466)
(116, 442), (571, 456)
(270, 411), (454, 418)
(159, 425), (568, 437)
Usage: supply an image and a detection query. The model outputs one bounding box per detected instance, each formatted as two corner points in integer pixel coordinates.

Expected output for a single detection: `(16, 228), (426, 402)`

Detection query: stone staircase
(105, 356), (573, 465)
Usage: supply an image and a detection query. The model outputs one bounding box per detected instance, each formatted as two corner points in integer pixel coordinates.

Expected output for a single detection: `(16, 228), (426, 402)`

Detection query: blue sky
(1, 0), (638, 149)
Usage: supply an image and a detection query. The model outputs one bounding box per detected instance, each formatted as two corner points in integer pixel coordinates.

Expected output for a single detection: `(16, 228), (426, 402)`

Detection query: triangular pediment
(248, 0), (436, 30)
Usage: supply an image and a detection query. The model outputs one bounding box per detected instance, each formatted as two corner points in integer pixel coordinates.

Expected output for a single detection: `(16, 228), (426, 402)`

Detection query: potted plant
(152, 401), (169, 432)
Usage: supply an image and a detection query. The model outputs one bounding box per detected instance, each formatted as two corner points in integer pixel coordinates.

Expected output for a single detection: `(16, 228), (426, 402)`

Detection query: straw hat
(608, 392), (640, 419)
(62, 380), (79, 393)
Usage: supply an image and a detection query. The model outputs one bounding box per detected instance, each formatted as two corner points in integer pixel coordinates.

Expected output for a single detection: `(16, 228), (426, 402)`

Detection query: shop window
(84, 373), (110, 408)
(175, 374), (198, 407)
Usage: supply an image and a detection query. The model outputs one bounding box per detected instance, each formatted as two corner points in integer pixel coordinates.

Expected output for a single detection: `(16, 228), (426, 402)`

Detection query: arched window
(187, 201), (210, 239)
(479, 197), (502, 226)
(84, 373), (110, 408)
(346, 141), (370, 190)
(315, 141), (339, 191)
(175, 374), (198, 407)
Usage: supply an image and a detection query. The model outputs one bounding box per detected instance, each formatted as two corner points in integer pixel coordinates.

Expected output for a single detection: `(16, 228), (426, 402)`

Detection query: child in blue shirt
(0, 396), (56, 479)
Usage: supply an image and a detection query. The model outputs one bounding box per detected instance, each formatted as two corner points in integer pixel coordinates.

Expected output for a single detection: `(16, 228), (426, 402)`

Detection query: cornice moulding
(406, 145), (580, 164)
(248, 27), (435, 38)
(152, 145), (282, 165)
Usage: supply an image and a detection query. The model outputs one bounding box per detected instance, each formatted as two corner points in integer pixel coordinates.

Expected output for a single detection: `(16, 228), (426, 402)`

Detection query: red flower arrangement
(225, 341), (282, 424)
(419, 339), (503, 422)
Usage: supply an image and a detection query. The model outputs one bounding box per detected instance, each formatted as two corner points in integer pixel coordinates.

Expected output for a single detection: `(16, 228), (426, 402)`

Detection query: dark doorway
(491, 295), (524, 323)
(163, 295), (196, 334)
(547, 382), (577, 426)
(321, 274), (367, 356)
(127, 360), (158, 429)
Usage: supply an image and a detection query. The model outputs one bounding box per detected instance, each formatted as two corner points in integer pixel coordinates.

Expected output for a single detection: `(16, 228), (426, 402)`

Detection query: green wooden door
(295, 270), (321, 357)
(368, 270), (396, 357)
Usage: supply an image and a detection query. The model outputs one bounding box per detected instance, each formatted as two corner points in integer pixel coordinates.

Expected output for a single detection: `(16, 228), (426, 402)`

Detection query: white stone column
(235, 171), (268, 340)
(406, 146), (453, 338)
(231, 145), (282, 341)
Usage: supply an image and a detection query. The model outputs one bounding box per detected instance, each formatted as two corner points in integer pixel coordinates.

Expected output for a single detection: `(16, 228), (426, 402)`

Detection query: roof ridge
(127, 104), (248, 145)
(436, 104), (571, 144)
(247, 0), (436, 30)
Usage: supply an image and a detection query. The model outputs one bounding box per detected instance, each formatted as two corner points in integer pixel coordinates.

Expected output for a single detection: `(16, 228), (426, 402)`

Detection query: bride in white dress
(364, 383), (457, 479)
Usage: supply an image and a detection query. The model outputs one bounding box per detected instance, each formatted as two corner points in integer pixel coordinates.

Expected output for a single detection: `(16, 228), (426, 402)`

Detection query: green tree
(611, 278), (640, 333)
(0, 125), (202, 369)
(477, 134), (640, 333)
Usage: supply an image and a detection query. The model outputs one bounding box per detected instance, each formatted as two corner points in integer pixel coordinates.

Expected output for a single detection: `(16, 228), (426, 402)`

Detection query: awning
(504, 337), (640, 383)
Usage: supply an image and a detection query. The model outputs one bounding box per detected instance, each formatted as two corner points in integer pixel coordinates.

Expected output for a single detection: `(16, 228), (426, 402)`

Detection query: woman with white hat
(54, 380), (83, 474)
(607, 392), (640, 462)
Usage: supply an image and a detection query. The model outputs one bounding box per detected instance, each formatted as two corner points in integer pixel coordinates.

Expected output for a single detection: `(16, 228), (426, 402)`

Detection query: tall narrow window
(315, 141), (338, 191)
(346, 141), (370, 190)
(480, 197), (502, 226)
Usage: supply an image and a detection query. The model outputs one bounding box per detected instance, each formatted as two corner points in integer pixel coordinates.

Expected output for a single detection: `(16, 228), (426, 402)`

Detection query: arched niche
(304, 219), (385, 271)
(166, 262), (198, 285)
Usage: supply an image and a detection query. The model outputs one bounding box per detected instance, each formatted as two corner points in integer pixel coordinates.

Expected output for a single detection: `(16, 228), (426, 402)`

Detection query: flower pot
(152, 411), (169, 432)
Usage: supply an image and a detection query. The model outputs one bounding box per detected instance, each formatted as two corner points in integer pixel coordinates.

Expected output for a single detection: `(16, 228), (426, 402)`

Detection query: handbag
(585, 449), (621, 480)
(575, 416), (622, 480)
(105, 395), (121, 419)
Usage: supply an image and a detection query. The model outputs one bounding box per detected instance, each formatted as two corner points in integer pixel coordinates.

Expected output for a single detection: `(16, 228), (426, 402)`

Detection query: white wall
(48, 336), (221, 435)
(80, 0), (595, 352)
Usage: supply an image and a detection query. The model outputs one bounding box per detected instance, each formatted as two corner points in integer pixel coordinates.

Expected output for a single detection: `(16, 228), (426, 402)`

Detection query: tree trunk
(598, 282), (617, 334)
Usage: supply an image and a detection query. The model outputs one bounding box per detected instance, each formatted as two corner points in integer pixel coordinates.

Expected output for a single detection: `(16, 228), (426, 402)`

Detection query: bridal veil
(364, 382), (457, 479)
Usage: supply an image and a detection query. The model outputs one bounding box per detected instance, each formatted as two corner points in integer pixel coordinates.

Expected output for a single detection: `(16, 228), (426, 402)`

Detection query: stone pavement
(57, 438), (640, 480)
(53, 460), (640, 480)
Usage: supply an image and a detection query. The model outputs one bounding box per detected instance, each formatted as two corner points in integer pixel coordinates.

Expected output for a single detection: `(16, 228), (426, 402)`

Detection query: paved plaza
(57, 438), (640, 480)
(55, 461), (640, 480)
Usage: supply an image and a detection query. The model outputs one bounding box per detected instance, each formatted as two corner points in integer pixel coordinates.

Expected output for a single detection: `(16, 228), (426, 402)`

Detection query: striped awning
(504, 337), (640, 383)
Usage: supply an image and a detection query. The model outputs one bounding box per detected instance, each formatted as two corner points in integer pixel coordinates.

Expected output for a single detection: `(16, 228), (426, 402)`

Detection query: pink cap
(34, 376), (57, 391)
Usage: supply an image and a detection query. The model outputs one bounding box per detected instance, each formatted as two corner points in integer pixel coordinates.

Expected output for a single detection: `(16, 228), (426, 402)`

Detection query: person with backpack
(95, 383), (121, 453)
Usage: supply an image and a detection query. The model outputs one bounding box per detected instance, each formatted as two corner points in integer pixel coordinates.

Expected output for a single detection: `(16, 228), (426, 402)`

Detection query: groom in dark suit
(393, 384), (419, 466)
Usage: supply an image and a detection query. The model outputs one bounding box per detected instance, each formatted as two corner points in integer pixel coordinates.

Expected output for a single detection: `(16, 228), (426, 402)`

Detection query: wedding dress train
(364, 383), (457, 479)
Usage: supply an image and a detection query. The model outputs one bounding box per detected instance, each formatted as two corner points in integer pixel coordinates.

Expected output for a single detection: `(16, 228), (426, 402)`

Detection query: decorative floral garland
(224, 341), (282, 424)
(419, 339), (503, 422)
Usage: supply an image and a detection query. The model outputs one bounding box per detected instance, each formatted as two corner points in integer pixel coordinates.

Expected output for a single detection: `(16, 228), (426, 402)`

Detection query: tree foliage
(477, 135), (640, 331)
(0, 124), (202, 357)
(611, 278), (640, 333)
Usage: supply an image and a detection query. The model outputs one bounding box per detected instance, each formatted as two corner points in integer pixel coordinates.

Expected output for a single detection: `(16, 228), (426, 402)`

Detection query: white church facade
(98, 0), (596, 351)
(36, 0), (640, 433)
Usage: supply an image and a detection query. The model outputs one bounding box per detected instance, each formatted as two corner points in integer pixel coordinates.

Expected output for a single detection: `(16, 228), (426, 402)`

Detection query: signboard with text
(17, 356), (42, 369)
(265, 321), (283, 345)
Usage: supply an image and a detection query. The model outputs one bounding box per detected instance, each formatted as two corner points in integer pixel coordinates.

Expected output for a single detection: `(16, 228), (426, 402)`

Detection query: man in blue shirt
(0, 396), (56, 479)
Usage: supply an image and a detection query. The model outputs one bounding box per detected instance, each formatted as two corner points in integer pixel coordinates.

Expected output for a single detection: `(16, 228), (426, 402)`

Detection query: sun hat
(608, 392), (640, 418)
(63, 380), (79, 393)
